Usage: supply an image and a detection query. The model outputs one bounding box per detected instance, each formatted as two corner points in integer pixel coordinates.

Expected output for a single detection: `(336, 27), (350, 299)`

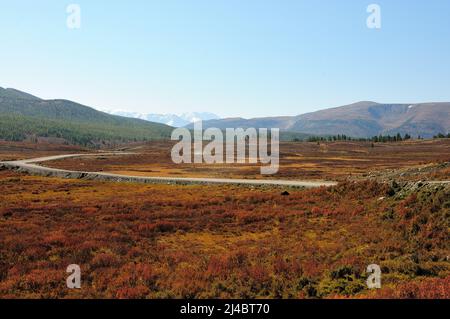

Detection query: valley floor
(36, 139), (450, 182)
(0, 140), (449, 299)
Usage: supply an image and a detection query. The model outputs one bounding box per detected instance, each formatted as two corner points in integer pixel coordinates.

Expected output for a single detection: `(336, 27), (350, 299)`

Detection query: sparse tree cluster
(433, 133), (450, 139)
(304, 133), (413, 143)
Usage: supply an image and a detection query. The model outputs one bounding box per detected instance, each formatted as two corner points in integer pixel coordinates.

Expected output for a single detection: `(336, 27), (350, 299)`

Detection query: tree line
(305, 133), (413, 143)
(433, 133), (450, 139)
(300, 132), (450, 143)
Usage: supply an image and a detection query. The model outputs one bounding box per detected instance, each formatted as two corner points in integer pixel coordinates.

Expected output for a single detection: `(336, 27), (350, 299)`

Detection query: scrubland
(42, 139), (450, 182)
(0, 140), (449, 299)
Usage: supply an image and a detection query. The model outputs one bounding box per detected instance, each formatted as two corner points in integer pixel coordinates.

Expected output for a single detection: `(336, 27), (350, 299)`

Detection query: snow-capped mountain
(180, 112), (221, 124)
(100, 110), (220, 127)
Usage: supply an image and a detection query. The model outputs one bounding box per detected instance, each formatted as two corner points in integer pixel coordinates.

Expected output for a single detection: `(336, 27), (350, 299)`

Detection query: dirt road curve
(0, 153), (338, 188)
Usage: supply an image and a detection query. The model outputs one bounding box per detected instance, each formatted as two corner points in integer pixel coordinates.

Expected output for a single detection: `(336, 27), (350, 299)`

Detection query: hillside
(0, 88), (41, 101)
(0, 87), (173, 146)
(193, 101), (450, 138)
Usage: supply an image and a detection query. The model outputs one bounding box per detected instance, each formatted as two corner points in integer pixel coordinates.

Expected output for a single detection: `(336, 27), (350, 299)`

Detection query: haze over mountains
(191, 101), (450, 138)
(102, 110), (219, 127)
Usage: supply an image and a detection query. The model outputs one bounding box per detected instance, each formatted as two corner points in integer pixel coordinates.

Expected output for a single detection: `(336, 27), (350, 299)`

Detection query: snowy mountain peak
(100, 110), (220, 127)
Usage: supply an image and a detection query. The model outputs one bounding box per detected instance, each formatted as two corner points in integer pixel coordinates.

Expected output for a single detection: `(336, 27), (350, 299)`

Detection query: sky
(1, 0), (450, 118)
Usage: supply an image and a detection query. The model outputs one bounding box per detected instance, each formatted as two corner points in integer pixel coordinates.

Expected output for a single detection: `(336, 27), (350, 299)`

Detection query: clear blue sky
(1, 0), (450, 118)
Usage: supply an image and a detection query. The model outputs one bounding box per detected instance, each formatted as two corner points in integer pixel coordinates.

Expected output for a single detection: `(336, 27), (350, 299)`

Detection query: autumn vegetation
(43, 139), (450, 182)
(0, 140), (449, 299)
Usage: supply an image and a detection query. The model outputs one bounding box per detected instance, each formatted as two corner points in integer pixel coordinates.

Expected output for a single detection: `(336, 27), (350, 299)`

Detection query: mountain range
(101, 110), (219, 127)
(1, 87), (449, 147)
(190, 101), (450, 138)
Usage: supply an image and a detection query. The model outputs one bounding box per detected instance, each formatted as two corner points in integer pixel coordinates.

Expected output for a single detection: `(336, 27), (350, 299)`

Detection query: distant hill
(2, 87), (448, 145)
(102, 110), (220, 127)
(191, 101), (450, 138)
(0, 87), (173, 146)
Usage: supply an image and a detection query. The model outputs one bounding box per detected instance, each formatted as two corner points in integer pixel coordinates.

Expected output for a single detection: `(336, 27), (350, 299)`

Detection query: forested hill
(0, 87), (173, 147)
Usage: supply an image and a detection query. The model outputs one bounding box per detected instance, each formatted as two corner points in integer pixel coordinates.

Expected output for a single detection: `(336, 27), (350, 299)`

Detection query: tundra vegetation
(0, 140), (449, 299)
